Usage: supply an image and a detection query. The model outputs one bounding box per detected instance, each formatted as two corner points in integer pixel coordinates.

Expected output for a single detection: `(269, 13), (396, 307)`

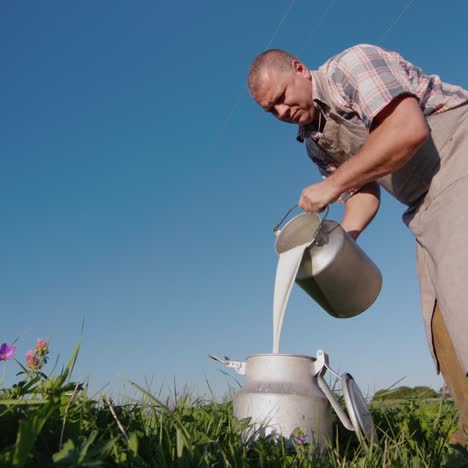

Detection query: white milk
(272, 241), (312, 353)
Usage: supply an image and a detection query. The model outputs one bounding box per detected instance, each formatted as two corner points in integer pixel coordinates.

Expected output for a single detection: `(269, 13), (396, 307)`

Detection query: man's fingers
(298, 195), (328, 213)
(298, 196), (308, 211)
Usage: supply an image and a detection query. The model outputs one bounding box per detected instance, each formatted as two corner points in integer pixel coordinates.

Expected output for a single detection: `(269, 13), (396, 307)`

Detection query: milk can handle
(272, 204), (329, 235)
(208, 354), (246, 375)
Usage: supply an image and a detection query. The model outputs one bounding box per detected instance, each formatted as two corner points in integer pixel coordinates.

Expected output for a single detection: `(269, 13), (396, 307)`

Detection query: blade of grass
(13, 401), (55, 467)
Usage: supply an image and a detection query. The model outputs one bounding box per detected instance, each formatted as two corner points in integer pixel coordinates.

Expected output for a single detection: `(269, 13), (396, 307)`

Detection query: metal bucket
(273, 206), (382, 318)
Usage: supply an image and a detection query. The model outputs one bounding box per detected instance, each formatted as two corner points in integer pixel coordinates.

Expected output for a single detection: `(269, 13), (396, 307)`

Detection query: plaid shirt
(298, 44), (468, 199)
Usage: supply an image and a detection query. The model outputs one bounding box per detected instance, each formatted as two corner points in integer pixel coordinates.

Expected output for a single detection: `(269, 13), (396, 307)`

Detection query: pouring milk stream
(272, 241), (312, 353)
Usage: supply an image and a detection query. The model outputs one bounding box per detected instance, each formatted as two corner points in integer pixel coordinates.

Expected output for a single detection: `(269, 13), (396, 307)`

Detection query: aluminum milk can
(209, 350), (378, 447)
(273, 206), (382, 318)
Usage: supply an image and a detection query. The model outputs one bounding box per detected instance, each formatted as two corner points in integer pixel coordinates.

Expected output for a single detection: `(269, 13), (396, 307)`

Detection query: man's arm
(298, 95), (429, 212)
(341, 182), (380, 240)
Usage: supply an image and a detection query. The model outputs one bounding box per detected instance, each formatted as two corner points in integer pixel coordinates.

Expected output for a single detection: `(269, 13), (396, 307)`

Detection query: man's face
(254, 60), (316, 125)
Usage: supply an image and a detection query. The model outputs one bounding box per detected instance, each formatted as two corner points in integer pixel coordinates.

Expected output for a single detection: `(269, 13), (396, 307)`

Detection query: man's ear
(292, 60), (309, 78)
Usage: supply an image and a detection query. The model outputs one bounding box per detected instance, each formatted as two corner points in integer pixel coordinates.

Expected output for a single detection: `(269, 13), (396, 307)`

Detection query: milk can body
(275, 214), (382, 318)
(233, 353), (332, 446)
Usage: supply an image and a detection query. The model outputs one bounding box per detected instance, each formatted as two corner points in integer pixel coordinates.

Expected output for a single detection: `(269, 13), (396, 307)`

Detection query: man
(248, 44), (468, 447)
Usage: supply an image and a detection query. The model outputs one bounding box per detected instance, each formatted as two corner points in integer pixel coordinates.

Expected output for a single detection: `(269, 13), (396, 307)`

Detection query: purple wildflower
(294, 436), (306, 445)
(0, 343), (16, 361)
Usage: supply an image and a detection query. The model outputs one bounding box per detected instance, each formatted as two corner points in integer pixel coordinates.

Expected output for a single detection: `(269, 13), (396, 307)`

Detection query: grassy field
(0, 340), (467, 467)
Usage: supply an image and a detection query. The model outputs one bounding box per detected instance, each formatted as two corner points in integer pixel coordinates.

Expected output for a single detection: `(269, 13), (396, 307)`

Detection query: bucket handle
(272, 204), (329, 236)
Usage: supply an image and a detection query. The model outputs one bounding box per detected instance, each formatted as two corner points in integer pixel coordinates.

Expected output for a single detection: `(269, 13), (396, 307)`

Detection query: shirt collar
(296, 69), (329, 143)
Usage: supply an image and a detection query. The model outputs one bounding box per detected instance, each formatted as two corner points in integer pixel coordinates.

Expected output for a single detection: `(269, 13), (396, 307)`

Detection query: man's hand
(298, 179), (340, 212)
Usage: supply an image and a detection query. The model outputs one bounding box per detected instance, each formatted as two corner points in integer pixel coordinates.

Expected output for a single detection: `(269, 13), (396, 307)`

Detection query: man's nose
(274, 104), (289, 120)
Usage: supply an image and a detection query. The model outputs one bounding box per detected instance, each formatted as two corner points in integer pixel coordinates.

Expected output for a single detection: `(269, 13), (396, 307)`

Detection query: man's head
(248, 49), (316, 125)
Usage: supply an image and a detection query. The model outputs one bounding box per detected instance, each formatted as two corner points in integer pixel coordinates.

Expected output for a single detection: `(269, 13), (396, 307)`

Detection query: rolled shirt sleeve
(328, 44), (418, 128)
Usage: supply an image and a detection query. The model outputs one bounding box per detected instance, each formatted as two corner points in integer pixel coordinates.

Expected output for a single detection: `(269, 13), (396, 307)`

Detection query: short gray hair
(247, 49), (299, 97)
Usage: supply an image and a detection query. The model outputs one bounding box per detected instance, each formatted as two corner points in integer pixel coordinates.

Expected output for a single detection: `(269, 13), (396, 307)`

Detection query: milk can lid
(341, 373), (379, 446)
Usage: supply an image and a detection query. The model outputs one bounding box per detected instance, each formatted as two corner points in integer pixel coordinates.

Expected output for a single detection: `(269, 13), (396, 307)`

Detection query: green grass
(0, 341), (467, 467)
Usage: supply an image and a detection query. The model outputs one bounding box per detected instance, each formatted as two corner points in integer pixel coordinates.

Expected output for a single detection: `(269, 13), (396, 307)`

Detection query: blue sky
(1, 0), (467, 399)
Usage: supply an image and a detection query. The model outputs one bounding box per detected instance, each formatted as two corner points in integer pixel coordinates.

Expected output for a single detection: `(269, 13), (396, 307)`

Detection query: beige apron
(307, 70), (468, 374)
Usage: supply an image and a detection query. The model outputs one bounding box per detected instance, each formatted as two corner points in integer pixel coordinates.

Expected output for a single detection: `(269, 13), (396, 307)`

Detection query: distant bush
(373, 385), (439, 401)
